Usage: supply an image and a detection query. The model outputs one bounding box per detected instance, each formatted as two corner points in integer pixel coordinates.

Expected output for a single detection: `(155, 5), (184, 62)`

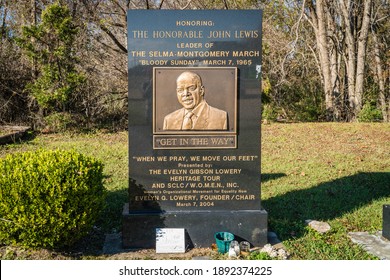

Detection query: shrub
(262, 104), (278, 121)
(44, 112), (76, 132)
(358, 103), (383, 122)
(248, 251), (274, 260)
(0, 149), (105, 248)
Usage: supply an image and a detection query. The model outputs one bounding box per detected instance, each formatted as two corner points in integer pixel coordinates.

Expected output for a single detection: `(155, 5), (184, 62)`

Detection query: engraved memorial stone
(123, 10), (267, 249)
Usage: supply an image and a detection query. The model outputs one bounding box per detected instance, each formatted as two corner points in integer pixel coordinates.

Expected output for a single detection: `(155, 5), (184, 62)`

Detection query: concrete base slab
(348, 231), (390, 260)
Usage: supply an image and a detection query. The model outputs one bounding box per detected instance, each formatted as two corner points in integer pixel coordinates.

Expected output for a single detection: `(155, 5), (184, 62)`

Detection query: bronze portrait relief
(163, 71), (228, 131)
(153, 67), (237, 136)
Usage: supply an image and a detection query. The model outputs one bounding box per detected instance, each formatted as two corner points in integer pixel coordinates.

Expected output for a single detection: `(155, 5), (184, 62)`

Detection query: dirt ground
(104, 247), (220, 260)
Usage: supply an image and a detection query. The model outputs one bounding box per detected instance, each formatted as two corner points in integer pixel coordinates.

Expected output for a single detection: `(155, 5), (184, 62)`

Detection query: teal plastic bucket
(214, 232), (234, 254)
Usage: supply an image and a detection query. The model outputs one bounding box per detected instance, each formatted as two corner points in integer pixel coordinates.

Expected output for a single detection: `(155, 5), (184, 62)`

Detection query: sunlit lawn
(1, 123), (389, 259)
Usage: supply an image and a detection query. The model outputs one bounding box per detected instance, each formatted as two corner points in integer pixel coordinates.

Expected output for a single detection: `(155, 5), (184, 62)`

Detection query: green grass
(0, 123), (389, 259)
(261, 122), (390, 259)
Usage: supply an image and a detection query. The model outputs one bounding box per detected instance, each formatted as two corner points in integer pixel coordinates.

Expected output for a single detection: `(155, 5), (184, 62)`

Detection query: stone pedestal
(122, 204), (268, 248)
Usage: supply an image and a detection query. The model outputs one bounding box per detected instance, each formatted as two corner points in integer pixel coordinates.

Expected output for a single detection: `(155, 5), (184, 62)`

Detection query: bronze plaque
(153, 67), (237, 149)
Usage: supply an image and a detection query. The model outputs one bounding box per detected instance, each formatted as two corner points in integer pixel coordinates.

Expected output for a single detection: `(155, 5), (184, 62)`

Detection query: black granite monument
(123, 10), (267, 249)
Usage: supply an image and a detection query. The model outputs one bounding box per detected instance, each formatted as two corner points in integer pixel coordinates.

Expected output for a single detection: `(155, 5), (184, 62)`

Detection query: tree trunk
(354, 0), (372, 116)
(339, 1), (357, 119)
(0, 4), (7, 51)
(313, 0), (335, 120)
(372, 30), (388, 121)
(31, 0), (38, 79)
(327, 3), (342, 120)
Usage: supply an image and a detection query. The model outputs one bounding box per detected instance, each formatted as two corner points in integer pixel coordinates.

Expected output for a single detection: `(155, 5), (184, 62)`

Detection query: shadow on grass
(0, 128), (36, 146)
(69, 178), (166, 257)
(262, 173), (286, 182)
(59, 187), (128, 258)
(263, 172), (390, 240)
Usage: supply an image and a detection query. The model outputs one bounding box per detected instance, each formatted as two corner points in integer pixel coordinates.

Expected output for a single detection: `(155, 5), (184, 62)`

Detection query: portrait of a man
(163, 71), (228, 131)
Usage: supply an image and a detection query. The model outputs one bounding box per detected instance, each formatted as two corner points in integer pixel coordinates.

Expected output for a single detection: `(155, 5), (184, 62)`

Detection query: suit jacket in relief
(163, 101), (228, 130)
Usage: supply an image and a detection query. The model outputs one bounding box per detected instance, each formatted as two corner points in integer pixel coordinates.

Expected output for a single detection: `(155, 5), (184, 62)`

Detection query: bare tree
(303, 0), (374, 120)
(370, 0), (390, 121)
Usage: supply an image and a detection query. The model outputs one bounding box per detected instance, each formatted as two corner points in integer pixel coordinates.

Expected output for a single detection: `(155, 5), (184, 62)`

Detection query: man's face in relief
(176, 72), (204, 110)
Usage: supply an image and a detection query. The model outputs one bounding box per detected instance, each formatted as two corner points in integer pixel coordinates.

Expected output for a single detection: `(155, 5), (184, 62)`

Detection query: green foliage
(262, 104), (278, 121)
(248, 251), (274, 260)
(261, 67), (325, 122)
(284, 225), (378, 260)
(279, 84), (325, 121)
(0, 149), (105, 248)
(44, 112), (76, 132)
(358, 103), (383, 122)
(16, 2), (85, 116)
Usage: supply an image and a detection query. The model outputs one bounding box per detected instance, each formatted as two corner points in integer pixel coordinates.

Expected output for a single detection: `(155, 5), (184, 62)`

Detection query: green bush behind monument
(0, 149), (105, 248)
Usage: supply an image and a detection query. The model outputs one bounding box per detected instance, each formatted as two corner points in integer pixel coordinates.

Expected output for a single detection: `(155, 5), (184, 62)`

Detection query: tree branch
(181, 0), (193, 10)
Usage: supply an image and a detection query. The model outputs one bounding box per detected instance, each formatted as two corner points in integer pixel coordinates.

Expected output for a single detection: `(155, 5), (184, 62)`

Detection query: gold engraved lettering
(211, 137), (229, 144)
(162, 190), (192, 195)
(131, 51), (146, 57)
(148, 51), (175, 57)
(169, 156), (186, 161)
(169, 175), (200, 181)
(167, 183), (186, 188)
(157, 156), (167, 161)
(189, 169), (214, 175)
(221, 189), (237, 194)
(158, 138), (177, 146)
(234, 30), (259, 38)
(170, 60), (198, 66)
(139, 60), (168, 66)
(200, 195), (230, 200)
(176, 202), (192, 207)
(133, 156), (155, 162)
(215, 168), (242, 174)
(197, 182), (224, 188)
(177, 51), (230, 57)
(176, 20), (214, 26)
(232, 51), (260, 57)
(200, 60), (227, 66)
(238, 155), (257, 161)
(153, 30), (203, 39)
(135, 195), (159, 201)
(191, 138), (208, 145)
(207, 30), (231, 38)
(202, 156), (221, 161)
(176, 42), (203, 48)
(222, 156), (237, 161)
(169, 195), (196, 200)
(132, 30), (148, 38)
(178, 163), (204, 168)
(163, 169), (187, 175)
(202, 176), (221, 181)
(192, 190), (213, 194)
(234, 195), (256, 200)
